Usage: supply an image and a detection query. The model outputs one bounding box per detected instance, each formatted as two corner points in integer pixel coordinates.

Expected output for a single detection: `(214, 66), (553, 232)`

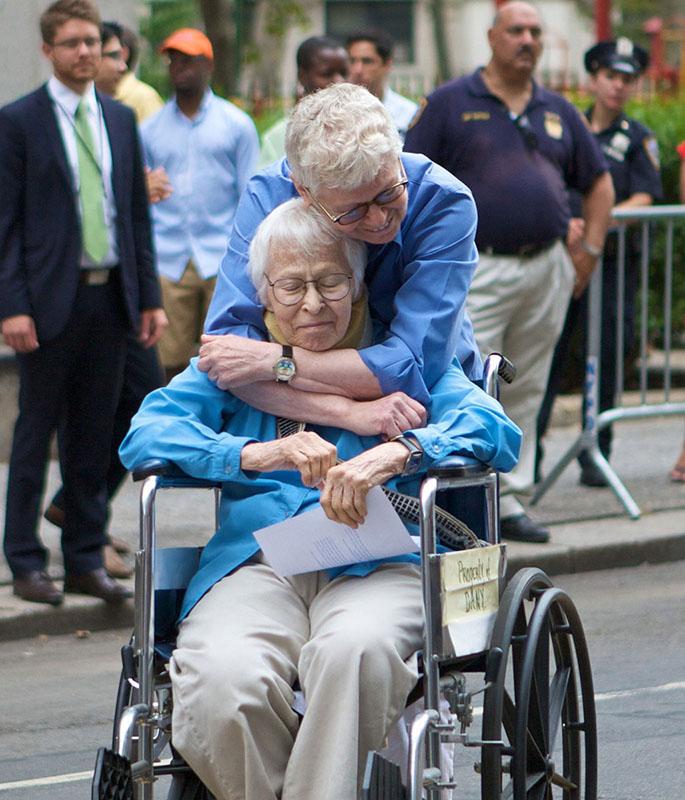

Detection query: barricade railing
(532, 204), (685, 519)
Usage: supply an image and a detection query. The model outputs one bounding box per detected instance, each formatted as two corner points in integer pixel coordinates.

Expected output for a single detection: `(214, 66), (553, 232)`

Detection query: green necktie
(74, 99), (109, 263)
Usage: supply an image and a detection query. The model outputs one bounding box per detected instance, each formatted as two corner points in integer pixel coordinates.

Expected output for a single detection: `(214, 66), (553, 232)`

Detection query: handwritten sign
(440, 544), (504, 657)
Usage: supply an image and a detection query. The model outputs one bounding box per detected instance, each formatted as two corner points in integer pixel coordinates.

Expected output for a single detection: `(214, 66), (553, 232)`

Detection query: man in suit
(0, 0), (167, 605)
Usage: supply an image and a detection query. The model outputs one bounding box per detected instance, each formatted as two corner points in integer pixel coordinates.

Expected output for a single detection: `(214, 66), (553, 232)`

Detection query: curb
(1, 511), (683, 643)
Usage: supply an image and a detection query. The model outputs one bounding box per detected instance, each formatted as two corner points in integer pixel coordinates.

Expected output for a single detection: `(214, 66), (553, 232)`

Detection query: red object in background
(595, 0), (612, 40)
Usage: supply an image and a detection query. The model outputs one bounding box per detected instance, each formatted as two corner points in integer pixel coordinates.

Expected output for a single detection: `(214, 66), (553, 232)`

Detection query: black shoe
(43, 502), (65, 528)
(13, 570), (64, 606)
(579, 461), (609, 488)
(500, 513), (550, 544)
(64, 568), (132, 603)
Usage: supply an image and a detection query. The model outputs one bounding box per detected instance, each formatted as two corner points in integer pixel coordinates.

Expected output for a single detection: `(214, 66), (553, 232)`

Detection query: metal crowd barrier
(532, 204), (685, 519)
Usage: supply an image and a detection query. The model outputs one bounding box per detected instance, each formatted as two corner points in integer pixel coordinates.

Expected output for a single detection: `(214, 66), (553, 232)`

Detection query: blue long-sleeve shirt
(203, 153), (482, 405)
(120, 360), (520, 619)
(141, 91), (259, 281)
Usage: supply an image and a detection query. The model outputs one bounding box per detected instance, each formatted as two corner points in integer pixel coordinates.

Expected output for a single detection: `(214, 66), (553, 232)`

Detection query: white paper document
(253, 486), (419, 576)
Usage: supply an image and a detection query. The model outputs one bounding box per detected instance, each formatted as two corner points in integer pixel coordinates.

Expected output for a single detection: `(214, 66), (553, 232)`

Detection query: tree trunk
(199, 0), (238, 96)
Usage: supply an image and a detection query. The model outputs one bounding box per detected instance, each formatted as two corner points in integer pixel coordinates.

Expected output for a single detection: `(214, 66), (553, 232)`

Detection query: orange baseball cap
(160, 28), (214, 61)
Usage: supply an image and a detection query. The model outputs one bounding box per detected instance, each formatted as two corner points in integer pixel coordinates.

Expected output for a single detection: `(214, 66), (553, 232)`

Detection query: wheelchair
(92, 354), (597, 800)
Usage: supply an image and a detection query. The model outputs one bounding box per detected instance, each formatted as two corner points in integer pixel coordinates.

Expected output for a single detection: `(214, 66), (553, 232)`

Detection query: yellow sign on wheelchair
(440, 544), (505, 657)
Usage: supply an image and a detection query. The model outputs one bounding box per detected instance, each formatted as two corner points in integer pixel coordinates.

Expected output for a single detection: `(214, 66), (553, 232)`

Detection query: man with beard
(405, 1), (614, 543)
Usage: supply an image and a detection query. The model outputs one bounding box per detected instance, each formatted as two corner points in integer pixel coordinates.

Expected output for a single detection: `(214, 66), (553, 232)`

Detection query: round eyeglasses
(265, 273), (353, 306)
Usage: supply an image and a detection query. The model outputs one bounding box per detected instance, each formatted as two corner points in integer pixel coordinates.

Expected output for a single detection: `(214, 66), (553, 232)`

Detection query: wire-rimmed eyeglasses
(265, 273), (353, 306)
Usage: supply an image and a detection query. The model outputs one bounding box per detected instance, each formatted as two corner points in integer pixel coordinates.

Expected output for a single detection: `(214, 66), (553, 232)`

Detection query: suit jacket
(0, 84), (161, 342)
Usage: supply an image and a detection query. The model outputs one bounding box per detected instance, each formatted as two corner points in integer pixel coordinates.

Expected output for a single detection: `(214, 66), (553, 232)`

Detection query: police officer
(537, 38), (662, 488)
(405, 1), (614, 543)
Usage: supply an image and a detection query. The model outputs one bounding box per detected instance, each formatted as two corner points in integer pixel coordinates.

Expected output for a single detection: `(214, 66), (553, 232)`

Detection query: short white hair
(248, 198), (367, 303)
(285, 83), (402, 194)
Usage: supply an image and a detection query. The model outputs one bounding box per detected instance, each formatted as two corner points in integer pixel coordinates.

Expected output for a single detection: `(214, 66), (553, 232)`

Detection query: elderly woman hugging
(119, 198), (521, 800)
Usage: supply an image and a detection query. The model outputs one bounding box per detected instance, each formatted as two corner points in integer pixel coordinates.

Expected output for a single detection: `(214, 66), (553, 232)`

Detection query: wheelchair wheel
(480, 568), (597, 799)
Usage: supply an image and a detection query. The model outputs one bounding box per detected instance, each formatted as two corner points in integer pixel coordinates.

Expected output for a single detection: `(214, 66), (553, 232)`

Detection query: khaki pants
(158, 260), (216, 370)
(170, 560), (423, 800)
(466, 240), (575, 519)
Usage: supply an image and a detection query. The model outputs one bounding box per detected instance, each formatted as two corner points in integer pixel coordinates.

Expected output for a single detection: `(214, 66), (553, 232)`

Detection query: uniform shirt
(204, 152), (482, 404)
(141, 90), (259, 281)
(119, 358), (521, 620)
(569, 109), (662, 215)
(383, 86), (419, 143)
(47, 77), (119, 267)
(115, 71), (164, 124)
(404, 69), (608, 252)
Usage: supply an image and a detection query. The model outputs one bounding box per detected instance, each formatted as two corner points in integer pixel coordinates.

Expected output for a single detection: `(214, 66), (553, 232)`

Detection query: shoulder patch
(407, 98), (428, 131)
(644, 136), (660, 170)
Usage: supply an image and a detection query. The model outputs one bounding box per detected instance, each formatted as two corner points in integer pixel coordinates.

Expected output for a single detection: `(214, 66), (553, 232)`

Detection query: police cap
(584, 38), (649, 76)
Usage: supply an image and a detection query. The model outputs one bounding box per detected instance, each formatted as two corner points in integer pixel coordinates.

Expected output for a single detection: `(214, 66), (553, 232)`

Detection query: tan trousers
(170, 560), (423, 800)
(159, 260), (216, 370)
(466, 240), (575, 519)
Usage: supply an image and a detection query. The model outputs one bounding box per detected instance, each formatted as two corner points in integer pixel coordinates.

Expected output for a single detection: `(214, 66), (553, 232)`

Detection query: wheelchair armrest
(426, 455), (492, 479)
(130, 458), (222, 490)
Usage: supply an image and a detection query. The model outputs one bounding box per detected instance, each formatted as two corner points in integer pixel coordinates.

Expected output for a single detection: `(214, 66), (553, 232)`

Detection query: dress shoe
(104, 544), (133, 579)
(43, 502), (65, 528)
(109, 536), (132, 555)
(13, 571), (63, 606)
(579, 461), (609, 488)
(64, 568), (132, 603)
(500, 513), (550, 544)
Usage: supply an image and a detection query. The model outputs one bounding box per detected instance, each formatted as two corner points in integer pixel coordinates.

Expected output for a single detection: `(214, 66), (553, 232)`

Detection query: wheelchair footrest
(92, 747), (133, 800)
(362, 752), (407, 800)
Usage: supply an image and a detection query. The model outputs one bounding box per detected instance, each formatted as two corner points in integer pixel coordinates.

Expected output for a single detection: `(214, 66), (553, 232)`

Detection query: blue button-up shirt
(120, 359), (520, 620)
(204, 153), (482, 405)
(141, 91), (259, 281)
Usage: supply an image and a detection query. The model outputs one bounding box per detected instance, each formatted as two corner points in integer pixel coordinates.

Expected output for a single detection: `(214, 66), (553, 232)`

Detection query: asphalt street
(0, 561), (683, 800)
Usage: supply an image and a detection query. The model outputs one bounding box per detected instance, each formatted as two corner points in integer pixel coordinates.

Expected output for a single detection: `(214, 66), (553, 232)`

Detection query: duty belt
(481, 239), (557, 258)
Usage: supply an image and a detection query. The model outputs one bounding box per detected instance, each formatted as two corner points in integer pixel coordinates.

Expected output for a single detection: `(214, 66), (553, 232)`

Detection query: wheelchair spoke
(547, 665), (571, 754)
(529, 615), (550, 756)
(552, 770), (579, 791)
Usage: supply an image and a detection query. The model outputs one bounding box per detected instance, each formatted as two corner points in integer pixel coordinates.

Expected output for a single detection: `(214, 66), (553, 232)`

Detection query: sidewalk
(1, 411), (684, 641)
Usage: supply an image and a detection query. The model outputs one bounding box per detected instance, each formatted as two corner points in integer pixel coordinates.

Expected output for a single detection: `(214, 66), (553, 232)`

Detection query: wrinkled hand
(138, 308), (168, 348)
(1, 314), (39, 353)
(347, 392), (427, 438)
(145, 166), (172, 204)
(198, 334), (278, 389)
(320, 442), (408, 527)
(570, 249), (598, 299)
(240, 431), (337, 487)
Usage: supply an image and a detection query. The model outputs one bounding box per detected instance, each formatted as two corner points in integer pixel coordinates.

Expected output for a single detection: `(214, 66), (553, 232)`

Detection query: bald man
(406, 2), (614, 542)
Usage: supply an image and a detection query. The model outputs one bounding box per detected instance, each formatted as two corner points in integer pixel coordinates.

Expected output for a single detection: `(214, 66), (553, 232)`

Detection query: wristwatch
(390, 434), (424, 475)
(272, 344), (297, 383)
(580, 239), (602, 258)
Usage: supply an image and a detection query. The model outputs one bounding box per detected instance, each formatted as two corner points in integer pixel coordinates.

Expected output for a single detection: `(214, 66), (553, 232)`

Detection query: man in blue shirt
(199, 83), (482, 444)
(404, 1), (615, 543)
(141, 28), (259, 381)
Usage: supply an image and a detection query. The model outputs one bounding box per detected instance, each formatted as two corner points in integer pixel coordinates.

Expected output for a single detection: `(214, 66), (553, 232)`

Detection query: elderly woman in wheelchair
(119, 198), (521, 800)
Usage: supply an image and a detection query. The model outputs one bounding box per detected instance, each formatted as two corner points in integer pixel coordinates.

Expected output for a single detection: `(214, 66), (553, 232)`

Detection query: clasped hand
(240, 431), (408, 528)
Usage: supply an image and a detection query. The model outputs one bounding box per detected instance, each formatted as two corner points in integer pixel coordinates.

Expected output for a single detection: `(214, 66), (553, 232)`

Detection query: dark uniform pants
(3, 280), (127, 577)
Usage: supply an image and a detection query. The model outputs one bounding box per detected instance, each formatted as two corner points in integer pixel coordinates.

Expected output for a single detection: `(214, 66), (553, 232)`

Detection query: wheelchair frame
(93, 354), (597, 800)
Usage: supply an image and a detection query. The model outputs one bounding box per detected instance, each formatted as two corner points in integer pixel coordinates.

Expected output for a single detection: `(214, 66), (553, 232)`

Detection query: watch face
(273, 357), (296, 382)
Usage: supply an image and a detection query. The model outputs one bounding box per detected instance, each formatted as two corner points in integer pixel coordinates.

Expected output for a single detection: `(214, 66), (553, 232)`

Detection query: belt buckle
(83, 269), (110, 286)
